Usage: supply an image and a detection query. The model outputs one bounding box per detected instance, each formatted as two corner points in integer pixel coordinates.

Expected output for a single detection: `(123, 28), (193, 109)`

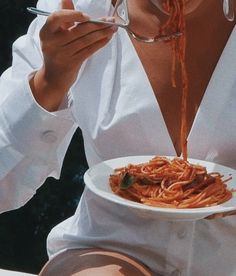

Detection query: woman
(0, 0), (236, 275)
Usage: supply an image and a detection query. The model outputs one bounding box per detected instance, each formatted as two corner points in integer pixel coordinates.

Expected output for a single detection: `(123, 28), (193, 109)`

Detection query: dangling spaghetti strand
(159, 0), (188, 160)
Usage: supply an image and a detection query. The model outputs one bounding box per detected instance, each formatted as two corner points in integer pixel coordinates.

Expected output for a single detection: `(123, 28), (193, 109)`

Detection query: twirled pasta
(109, 156), (233, 208)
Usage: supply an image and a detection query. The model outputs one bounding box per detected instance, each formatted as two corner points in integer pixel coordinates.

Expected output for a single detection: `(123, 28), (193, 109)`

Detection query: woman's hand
(205, 210), (236, 220)
(30, 0), (117, 111)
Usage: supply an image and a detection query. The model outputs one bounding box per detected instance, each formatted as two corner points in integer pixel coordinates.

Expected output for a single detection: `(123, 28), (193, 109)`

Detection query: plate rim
(84, 155), (236, 220)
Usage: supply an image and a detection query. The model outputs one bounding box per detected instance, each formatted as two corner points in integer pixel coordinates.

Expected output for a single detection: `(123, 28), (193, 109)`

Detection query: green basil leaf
(120, 172), (135, 189)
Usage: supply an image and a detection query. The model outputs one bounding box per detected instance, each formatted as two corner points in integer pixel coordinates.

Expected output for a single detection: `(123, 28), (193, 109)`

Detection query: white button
(41, 130), (57, 143)
(177, 228), (186, 239)
(171, 269), (181, 276)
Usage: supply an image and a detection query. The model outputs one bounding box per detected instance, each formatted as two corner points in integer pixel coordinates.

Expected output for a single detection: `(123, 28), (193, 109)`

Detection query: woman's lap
(39, 248), (154, 276)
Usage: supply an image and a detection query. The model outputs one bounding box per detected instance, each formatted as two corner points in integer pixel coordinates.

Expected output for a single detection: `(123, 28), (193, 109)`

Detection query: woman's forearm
(30, 66), (72, 112)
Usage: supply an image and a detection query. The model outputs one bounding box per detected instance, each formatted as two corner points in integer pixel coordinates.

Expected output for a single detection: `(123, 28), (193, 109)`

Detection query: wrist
(29, 67), (71, 112)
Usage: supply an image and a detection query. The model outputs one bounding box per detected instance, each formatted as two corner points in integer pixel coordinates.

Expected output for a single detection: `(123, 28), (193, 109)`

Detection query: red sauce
(160, 0), (188, 160)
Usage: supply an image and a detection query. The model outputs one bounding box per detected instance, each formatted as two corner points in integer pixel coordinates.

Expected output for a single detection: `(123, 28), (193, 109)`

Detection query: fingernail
(104, 16), (115, 23)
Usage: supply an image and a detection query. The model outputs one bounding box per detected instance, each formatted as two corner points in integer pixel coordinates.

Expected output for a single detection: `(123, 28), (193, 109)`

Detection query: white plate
(84, 156), (236, 221)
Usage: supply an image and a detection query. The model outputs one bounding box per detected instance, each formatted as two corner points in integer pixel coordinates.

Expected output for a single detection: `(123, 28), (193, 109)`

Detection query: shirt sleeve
(0, 0), (79, 213)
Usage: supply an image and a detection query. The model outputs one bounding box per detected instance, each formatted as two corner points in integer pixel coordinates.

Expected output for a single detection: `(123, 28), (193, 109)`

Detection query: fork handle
(27, 7), (124, 27)
(27, 7), (51, 16)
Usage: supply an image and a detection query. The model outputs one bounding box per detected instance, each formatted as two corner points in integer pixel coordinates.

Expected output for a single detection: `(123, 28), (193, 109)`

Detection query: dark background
(0, 1), (88, 274)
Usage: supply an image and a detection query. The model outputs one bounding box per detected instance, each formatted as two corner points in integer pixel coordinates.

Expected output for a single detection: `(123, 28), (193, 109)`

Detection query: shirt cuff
(0, 73), (77, 159)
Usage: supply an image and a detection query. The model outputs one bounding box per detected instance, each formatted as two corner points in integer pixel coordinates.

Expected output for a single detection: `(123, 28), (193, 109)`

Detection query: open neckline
(122, 27), (235, 157)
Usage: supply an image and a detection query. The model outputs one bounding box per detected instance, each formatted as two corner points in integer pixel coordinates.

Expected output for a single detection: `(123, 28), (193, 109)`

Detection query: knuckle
(40, 39), (55, 55)
(50, 11), (61, 22)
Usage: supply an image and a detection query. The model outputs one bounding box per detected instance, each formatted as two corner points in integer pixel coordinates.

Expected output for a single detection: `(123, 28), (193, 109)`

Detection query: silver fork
(27, 4), (181, 43)
(223, 0), (235, 21)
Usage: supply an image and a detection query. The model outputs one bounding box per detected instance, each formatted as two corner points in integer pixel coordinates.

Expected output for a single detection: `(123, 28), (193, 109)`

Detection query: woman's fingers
(41, 10), (115, 44)
(70, 29), (115, 60)
(36, 6), (118, 105)
(64, 24), (117, 50)
(64, 20), (115, 41)
(205, 210), (236, 220)
(44, 10), (90, 33)
(42, 20), (117, 52)
(61, 0), (74, 9)
(48, 26), (116, 67)
(61, 0), (75, 29)
(70, 37), (113, 66)
(41, 22), (117, 60)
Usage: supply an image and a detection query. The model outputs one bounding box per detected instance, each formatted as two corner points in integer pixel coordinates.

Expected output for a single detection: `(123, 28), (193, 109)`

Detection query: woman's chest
(130, 19), (235, 155)
(74, 27), (236, 167)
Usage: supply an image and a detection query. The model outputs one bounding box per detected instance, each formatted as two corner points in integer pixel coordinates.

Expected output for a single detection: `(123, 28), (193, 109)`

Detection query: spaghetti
(109, 2), (234, 209)
(159, 0), (188, 160)
(109, 156), (234, 208)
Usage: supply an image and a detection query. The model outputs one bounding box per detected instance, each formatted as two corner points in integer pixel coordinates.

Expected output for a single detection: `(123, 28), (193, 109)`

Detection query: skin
(126, 0), (235, 157)
(125, 0), (236, 218)
(39, 248), (153, 275)
(31, 0), (236, 231)
(149, 0), (204, 14)
(29, 1), (236, 273)
(30, 0), (118, 111)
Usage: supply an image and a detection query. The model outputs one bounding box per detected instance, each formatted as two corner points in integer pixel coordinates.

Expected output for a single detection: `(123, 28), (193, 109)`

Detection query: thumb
(61, 0), (75, 10)
(60, 0), (75, 29)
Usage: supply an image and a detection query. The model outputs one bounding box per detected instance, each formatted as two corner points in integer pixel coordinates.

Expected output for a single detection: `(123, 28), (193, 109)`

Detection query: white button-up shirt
(0, 1), (236, 275)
